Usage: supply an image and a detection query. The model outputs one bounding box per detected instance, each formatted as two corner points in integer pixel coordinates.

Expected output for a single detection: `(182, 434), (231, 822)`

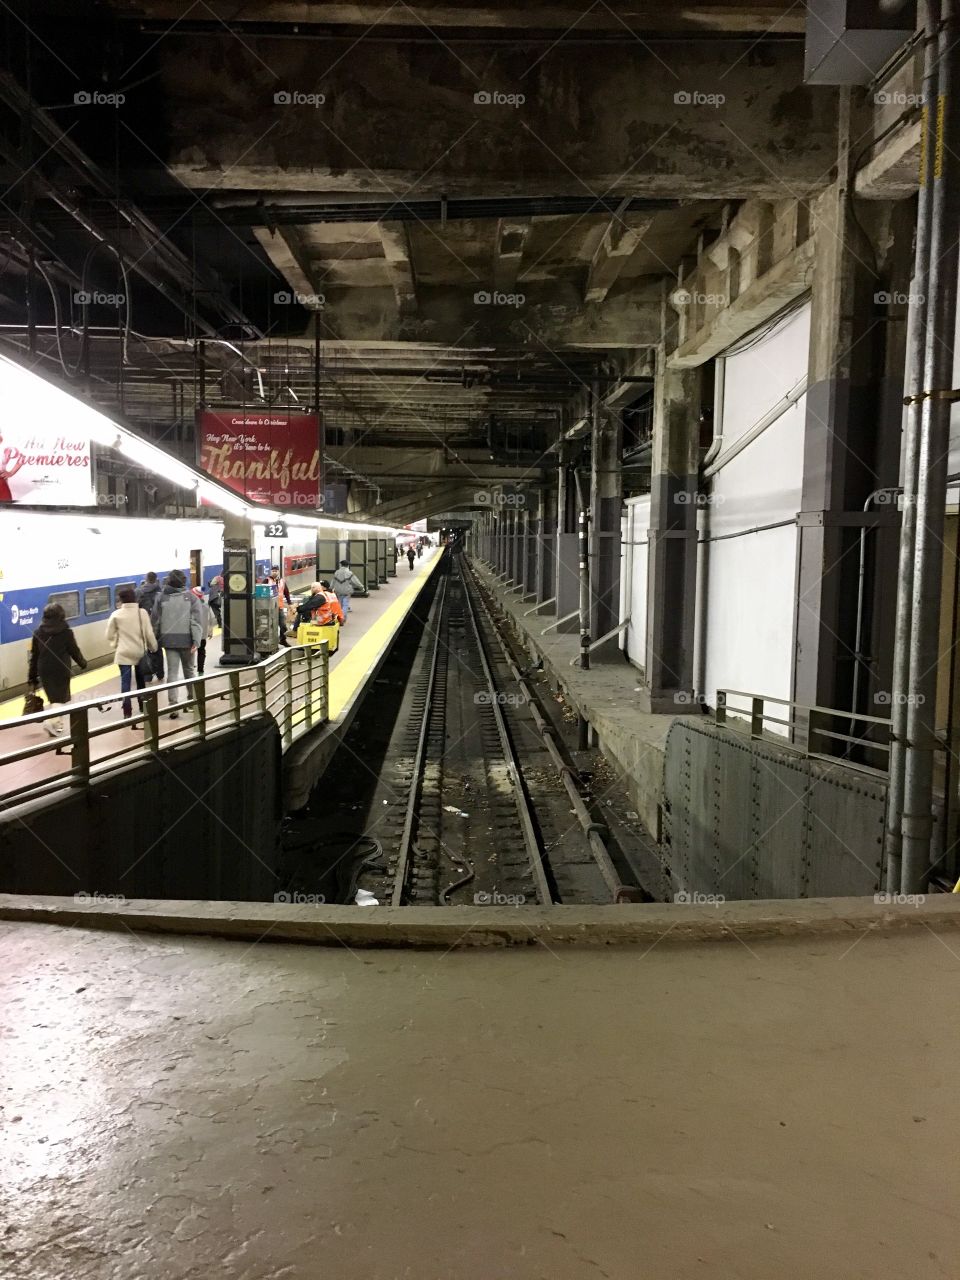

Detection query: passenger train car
(0, 511), (320, 693)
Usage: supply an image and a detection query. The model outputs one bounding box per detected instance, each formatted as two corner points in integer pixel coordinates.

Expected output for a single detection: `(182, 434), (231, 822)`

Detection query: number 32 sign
(264, 521), (288, 539)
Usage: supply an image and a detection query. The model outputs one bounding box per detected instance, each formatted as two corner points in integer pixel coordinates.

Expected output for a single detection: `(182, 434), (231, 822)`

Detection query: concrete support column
(792, 101), (885, 722)
(524, 503), (538, 597)
(220, 512), (257, 666)
(639, 354), (700, 711)
(555, 443), (581, 631)
(589, 394), (623, 648)
(537, 483), (557, 607)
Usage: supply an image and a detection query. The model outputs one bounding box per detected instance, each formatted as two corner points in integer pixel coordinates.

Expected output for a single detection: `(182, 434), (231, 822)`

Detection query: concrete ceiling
(0, 0), (836, 517)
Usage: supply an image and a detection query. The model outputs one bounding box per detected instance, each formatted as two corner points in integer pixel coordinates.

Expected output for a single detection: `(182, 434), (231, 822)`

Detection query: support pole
(901, 0), (960, 892)
(575, 466), (591, 670)
(885, 0), (940, 891)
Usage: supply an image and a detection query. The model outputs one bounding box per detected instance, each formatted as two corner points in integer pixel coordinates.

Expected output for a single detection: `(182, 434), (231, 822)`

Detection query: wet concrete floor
(1, 920), (958, 1278)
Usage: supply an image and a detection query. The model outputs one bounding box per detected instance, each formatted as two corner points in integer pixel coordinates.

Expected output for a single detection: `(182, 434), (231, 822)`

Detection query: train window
(47, 590), (80, 620)
(114, 582), (136, 606)
(83, 586), (111, 616)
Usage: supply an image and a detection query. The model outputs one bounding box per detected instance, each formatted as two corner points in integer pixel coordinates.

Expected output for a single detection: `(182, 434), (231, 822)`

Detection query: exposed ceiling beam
(584, 212), (654, 304)
(493, 218), (531, 293)
(253, 226), (321, 305)
(378, 224), (417, 316)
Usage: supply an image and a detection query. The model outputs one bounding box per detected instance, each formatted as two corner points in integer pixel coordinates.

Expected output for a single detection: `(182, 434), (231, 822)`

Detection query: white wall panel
(699, 301), (810, 723)
(623, 495), (651, 669)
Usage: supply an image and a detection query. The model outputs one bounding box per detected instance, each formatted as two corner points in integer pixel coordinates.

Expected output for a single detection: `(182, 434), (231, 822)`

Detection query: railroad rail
(359, 548), (628, 907)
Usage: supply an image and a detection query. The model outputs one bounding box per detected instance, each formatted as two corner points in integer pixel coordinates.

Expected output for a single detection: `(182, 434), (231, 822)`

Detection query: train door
(189, 548), (202, 589)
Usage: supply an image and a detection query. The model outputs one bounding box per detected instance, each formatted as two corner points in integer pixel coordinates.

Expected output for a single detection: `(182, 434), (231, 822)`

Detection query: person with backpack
(136, 571), (162, 614)
(190, 586), (216, 675)
(106, 586), (158, 726)
(27, 602), (88, 738)
(151, 569), (204, 718)
(331, 560), (364, 622)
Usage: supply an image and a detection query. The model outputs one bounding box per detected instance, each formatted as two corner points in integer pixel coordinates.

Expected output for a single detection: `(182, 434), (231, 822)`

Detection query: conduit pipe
(884, 0), (941, 892)
(901, 0), (960, 893)
(702, 375), (808, 479)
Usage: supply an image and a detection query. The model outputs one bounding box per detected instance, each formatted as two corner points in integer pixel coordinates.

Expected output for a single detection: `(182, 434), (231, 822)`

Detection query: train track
(354, 547), (628, 907)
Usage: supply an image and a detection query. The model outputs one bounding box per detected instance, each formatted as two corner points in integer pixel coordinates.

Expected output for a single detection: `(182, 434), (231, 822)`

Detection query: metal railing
(0, 642), (330, 813)
(714, 688), (894, 776)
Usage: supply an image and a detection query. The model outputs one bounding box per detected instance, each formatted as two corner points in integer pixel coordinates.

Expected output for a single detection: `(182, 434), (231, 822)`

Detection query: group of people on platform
(292, 561), (366, 631)
(25, 548), (418, 737)
(27, 569), (224, 736)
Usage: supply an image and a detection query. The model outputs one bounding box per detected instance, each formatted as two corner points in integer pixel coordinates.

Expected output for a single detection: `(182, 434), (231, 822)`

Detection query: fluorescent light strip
(0, 354), (405, 535)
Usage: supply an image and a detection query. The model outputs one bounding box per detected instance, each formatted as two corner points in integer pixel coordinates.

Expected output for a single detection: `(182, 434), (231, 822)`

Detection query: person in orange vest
(316, 580), (345, 626)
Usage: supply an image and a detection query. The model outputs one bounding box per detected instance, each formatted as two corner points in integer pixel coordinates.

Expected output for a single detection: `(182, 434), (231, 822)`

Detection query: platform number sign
(264, 520), (288, 540)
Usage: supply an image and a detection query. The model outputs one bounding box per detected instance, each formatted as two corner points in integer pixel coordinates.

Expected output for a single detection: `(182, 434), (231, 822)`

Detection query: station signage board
(197, 410), (322, 509)
(0, 425), (94, 506)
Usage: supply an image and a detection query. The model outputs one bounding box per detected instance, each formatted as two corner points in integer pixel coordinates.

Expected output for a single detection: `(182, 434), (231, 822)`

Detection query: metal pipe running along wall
(884, 0), (942, 892)
(899, 0), (960, 893)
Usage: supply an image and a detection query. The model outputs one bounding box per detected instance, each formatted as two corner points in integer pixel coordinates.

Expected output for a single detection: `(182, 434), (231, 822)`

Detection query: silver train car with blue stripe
(0, 511), (321, 694)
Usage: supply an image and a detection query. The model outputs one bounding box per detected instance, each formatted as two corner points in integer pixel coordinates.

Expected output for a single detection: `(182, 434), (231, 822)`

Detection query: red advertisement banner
(197, 410), (321, 508)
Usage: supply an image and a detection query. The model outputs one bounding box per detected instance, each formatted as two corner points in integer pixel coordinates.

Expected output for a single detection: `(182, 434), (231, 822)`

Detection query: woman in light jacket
(106, 586), (158, 726)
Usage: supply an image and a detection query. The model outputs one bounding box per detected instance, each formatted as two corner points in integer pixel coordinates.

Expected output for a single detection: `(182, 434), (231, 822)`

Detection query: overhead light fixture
(120, 436), (199, 490)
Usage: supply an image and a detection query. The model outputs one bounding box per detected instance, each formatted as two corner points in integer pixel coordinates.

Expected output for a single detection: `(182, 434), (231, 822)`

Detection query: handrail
(541, 608), (580, 636)
(713, 687), (897, 777)
(0, 642), (330, 812)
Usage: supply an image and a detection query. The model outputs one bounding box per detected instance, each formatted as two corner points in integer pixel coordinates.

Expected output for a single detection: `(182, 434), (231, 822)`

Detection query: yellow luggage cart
(294, 619), (340, 654)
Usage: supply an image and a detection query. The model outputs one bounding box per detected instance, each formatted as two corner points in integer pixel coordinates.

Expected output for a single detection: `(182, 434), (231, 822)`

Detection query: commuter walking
(27, 602), (88, 738)
(137, 571), (165, 680)
(207, 574), (223, 629)
(151, 569), (203, 718)
(106, 586), (157, 726)
(331, 560), (364, 622)
(270, 569), (291, 647)
(136, 571), (162, 614)
(190, 586), (216, 674)
(406, 546), (415, 571)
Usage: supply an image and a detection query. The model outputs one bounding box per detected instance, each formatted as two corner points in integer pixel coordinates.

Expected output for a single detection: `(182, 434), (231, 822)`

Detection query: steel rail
(464, 558), (625, 902)
(389, 575), (449, 906)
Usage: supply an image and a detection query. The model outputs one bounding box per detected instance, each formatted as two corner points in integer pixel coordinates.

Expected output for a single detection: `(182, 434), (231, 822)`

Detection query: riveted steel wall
(663, 720), (884, 899)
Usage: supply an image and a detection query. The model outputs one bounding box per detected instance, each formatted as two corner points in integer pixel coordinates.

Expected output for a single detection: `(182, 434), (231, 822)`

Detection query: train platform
(2, 907), (958, 1280)
(0, 550), (440, 810)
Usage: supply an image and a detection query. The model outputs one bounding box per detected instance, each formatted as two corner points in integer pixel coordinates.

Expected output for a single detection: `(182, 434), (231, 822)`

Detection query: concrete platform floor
(1, 920), (958, 1279)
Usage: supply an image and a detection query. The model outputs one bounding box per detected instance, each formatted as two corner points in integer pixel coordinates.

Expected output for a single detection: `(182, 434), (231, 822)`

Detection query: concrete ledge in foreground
(1, 894), (959, 948)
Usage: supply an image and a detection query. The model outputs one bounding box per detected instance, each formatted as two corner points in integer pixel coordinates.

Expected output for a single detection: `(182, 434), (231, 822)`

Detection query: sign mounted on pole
(197, 410), (322, 509)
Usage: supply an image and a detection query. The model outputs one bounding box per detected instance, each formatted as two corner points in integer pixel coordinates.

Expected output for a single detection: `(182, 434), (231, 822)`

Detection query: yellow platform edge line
(1, 558), (438, 726)
(327, 555), (440, 721)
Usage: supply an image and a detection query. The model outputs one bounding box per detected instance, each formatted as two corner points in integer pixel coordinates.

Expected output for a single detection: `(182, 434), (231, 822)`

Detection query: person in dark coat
(136, 572), (162, 613)
(406, 546), (415, 570)
(27, 602), (87, 737)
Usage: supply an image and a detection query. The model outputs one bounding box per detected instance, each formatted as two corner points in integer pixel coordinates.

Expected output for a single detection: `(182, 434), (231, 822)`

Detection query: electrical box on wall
(804, 0), (915, 85)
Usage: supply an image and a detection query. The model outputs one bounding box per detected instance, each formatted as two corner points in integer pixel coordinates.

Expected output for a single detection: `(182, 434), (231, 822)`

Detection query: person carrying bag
(106, 587), (158, 726)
